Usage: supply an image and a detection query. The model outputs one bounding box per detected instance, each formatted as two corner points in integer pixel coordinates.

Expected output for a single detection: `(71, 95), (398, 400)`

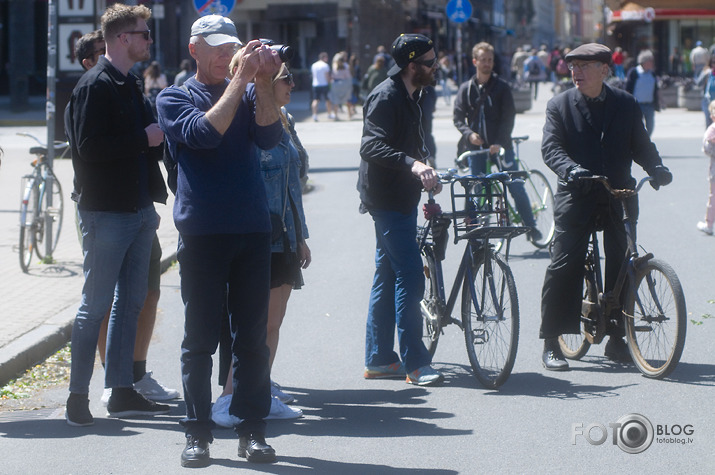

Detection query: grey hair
(637, 50), (654, 65)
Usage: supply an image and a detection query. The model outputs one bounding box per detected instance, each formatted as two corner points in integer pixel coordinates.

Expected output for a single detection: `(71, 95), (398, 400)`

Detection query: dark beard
(412, 66), (434, 88)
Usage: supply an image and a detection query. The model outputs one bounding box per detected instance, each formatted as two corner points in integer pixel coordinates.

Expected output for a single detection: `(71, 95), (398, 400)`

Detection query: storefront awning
(608, 3), (715, 23)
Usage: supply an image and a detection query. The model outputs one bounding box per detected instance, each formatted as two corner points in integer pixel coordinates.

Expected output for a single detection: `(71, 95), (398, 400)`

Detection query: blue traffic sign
(446, 0), (472, 23)
(193, 0), (235, 16)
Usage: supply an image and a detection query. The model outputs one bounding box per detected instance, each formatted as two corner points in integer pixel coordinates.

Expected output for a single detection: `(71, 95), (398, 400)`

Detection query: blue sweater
(156, 77), (282, 235)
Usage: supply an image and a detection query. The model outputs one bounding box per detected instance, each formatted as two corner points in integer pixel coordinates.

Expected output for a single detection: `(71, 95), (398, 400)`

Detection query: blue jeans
(469, 149), (536, 227)
(178, 232), (271, 441)
(69, 205), (158, 394)
(366, 208), (431, 373)
(638, 102), (655, 136)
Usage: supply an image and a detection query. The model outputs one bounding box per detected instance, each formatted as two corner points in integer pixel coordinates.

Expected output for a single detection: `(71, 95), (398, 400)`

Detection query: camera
(255, 38), (294, 62)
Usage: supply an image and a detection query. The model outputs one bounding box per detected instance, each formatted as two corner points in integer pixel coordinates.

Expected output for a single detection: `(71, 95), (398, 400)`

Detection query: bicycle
(418, 169), (529, 388)
(558, 176), (686, 379)
(17, 132), (68, 273)
(455, 135), (555, 250)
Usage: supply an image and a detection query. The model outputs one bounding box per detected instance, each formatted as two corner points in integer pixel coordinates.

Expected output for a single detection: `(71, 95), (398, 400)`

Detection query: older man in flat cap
(358, 33), (444, 386)
(157, 14), (282, 467)
(538, 43), (673, 371)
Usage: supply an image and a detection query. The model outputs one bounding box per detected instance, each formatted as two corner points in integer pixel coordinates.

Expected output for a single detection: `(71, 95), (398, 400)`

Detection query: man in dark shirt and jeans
(64, 4), (168, 426)
(358, 33), (444, 386)
(157, 15), (283, 467)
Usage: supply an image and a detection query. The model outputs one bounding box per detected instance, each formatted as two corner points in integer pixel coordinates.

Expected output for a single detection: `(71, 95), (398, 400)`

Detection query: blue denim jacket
(258, 125), (309, 253)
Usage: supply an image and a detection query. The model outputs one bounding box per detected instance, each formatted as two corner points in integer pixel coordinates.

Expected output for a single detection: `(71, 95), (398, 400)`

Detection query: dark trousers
(540, 186), (634, 339)
(178, 232), (272, 441)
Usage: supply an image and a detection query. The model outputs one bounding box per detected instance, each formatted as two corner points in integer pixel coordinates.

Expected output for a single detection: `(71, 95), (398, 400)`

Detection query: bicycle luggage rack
(447, 175), (530, 244)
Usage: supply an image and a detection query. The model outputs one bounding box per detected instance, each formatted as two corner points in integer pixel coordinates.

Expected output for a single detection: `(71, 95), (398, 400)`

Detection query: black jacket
(453, 72), (515, 155)
(542, 84), (663, 190)
(358, 75), (431, 214)
(66, 56), (167, 211)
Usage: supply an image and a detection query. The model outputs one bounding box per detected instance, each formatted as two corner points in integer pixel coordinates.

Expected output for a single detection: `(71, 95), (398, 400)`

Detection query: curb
(0, 253), (177, 388)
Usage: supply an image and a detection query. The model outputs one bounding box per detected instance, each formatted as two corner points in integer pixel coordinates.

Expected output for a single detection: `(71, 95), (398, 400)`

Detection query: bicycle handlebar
(580, 175), (653, 198)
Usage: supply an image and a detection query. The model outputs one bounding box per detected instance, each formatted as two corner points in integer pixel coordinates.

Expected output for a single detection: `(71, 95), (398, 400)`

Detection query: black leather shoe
(604, 337), (632, 363)
(527, 227), (543, 243)
(238, 433), (276, 463)
(542, 338), (569, 371)
(181, 436), (210, 468)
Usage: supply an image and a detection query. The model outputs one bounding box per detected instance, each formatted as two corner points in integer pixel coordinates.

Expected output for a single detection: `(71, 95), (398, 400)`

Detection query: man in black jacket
(453, 41), (540, 242)
(64, 3), (169, 426)
(539, 43), (672, 371)
(358, 33), (444, 386)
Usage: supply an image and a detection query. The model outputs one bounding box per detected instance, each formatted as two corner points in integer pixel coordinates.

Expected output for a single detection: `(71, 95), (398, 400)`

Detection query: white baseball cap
(190, 15), (241, 46)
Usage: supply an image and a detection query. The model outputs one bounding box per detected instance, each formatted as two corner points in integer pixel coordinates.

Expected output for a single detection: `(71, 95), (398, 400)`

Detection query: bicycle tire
(558, 273), (596, 360)
(461, 247), (519, 388)
(524, 169), (554, 249)
(420, 246), (442, 356)
(623, 258), (686, 379)
(19, 180), (40, 273)
(34, 172), (64, 261)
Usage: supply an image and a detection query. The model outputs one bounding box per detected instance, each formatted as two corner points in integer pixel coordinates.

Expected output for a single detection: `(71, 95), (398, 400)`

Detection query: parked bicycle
(558, 175), (686, 379)
(455, 135), (555, 250)
(418, 169), (528, 388)
(17, 133), (68, 273)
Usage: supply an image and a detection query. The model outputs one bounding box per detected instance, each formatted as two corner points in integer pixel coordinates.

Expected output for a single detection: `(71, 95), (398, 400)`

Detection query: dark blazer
(541, 83), (663, 190)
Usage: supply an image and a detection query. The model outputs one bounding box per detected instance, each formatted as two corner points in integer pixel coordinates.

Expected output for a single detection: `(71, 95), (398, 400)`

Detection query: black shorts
(312, 85), (329, 101)
(270, 251), (303, 290)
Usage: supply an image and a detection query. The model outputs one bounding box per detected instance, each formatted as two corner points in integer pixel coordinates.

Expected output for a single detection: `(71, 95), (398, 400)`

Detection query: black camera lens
(257, 39), (294, 62)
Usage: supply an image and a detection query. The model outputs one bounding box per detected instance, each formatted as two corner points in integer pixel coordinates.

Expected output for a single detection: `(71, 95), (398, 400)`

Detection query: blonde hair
(709, 100), (715, 117)
(228, 45), (245, 78)
(273, 64), (291, 132)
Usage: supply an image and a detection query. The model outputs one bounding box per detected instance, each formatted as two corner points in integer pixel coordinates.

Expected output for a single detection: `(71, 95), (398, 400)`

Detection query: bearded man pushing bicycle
(539, 43), (672, 371)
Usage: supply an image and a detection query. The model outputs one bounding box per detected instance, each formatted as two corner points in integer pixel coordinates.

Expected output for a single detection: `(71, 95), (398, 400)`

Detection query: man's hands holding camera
(230, 39), (282, 84)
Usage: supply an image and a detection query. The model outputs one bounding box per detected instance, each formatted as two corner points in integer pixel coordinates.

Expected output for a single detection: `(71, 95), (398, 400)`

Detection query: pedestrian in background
(328, 51), (354, 120)
(64, 2), (169, 427)
(524, 48), (546, 99)
(626, 50), (660, 136)
(691, 41), (709, 79)
(696, 100), (715, 236)
(73, 29), (104, 71)
(612, 46), (625, 80)
(310, 51), (332, 121)
(696, 54), (715, 128)
(173, 58), (194, 86)
(156, 14), (283, 467)
(361, 55), (388, 98)
(511, 46), (528, 85)
(358, 33), (444, 386)
(143, 60), (168, 115)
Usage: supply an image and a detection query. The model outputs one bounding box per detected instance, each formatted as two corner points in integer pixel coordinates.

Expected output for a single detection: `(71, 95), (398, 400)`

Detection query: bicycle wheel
(19, 180), (40, 273)
(623, 258), (686, 379)
(34, 172), (64, 261)
(524, 170), (554, 249)
(558, 273), (596, 360)
(461, 247), (519, 388)
(420, 246), (442, 356)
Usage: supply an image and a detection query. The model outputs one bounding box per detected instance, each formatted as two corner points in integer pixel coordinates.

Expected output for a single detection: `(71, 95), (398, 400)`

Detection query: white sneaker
(211, 394), (242, 428)
(133, 371), (180, 401)
(266, 396), (302, 420)
(696, 221), (713, 235)
(312, 114), (318, 122)
(270, 380), (294, 404)
(100, 387), (112, 407)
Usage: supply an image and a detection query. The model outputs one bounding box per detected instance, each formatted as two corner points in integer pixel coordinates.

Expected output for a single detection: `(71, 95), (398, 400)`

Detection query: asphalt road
(1, 95), (714, 473)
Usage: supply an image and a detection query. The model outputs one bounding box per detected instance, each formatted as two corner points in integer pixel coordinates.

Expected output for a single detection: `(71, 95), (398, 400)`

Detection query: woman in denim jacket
(212, 64), (311, 425)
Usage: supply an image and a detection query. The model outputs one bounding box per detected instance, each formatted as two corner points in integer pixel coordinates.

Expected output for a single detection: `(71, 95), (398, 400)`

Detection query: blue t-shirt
(156, 77), (283, 235)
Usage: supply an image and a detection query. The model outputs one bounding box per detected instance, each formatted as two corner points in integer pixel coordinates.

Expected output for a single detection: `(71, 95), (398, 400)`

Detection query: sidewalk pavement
(0, 84), (706, 387)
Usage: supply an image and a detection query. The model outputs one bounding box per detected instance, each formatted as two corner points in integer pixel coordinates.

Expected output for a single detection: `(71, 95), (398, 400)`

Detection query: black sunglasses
(118, 30), (151, 41)
(278, 73), (294, 85)
(413, 56), (438, 69)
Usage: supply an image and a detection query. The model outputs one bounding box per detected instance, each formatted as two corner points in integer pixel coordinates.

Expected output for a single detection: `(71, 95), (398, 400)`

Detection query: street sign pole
(446, 0), (472, 84)
(45, 0), (57, 261)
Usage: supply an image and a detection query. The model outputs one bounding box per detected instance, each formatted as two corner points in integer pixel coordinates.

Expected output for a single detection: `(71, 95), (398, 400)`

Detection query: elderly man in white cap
(538, 43), (672, 371)
(156, 15), (282, 467)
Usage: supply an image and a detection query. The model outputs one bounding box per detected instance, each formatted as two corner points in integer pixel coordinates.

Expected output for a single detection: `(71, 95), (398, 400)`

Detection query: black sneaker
(107, 387), (170, 418)
(65, 393), (94, 427)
